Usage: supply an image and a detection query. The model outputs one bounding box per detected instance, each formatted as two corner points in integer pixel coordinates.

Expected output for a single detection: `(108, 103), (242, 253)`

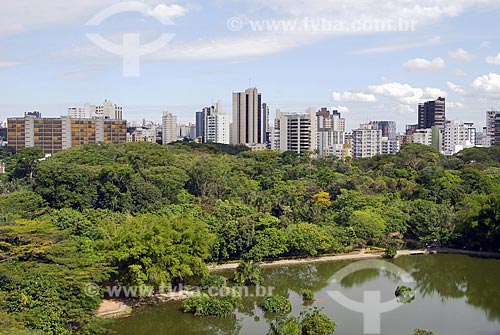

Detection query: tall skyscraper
(418, 97), (446, 129)
(162, 112), (177, 145)
(232, 88), (267, 145)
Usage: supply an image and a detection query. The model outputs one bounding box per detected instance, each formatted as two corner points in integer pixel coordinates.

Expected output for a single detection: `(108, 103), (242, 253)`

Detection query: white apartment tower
(352, 123), (383, 158)
(206, 111), (230, 145)
(162, 112), (178, 145)
(273, 108), (317, 154)
(442, 120), (476, 156)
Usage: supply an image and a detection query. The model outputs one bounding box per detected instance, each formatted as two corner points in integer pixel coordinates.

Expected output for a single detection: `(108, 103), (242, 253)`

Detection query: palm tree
(234, 261), (263, 286)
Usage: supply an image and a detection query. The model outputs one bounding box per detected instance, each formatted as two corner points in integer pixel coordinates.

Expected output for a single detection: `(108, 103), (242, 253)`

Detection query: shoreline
(208, 247), (500, 271)
(98, 247), (500, 318)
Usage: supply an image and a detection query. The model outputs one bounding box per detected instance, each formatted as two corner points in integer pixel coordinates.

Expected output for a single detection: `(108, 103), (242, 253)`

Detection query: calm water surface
(113, 254), (500, 335)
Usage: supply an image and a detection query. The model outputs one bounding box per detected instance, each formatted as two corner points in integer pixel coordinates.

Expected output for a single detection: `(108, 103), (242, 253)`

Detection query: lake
(112, 254), (500, 335)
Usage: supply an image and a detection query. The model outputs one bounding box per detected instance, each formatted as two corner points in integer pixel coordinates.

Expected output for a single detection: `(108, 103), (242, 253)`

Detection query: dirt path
(208, 250), (393, 271)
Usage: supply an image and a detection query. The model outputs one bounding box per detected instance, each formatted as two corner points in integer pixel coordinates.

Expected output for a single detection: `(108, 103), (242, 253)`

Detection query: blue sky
(1, 0), (500, 131)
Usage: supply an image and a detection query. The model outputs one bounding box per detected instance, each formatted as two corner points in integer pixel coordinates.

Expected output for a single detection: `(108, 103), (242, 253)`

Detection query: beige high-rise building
(162, 112), (178, 145)
(232, 88), (267, 145)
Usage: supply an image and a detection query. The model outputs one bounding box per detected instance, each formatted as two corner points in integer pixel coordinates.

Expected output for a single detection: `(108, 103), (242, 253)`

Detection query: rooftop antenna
(249, 77), (252, 88)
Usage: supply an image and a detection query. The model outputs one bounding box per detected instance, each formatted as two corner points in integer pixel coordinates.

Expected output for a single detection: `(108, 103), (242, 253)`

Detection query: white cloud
(398, 104), (415, 114)
(368, 82), (447, 105)
(151, 33), (321, 60)
(332, 91), (377, 102)
(148, 4), (188, 22)
(447, 81), (465, 94)
(447, 102), (466, 109)
(485, 53), (500, 65)
(5, 0), (500, 62)
(454, 69), (467, 77)
(351, 36), (441, 55)
(473, 73), (500, 96)
(481, 41), (491, 48)
(333, 106), (350, 113)
(0, 61), (20, 68)
(0, 1), (190, 36)
(403, 57), (445, 71)
(448, 48), (476, 63)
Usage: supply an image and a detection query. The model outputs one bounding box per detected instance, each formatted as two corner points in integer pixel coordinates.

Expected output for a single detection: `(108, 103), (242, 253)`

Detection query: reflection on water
(113, 254), (500, 335)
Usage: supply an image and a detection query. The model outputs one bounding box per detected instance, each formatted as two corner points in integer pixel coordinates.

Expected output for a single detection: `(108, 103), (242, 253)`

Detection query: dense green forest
(0, 142), (499, 334)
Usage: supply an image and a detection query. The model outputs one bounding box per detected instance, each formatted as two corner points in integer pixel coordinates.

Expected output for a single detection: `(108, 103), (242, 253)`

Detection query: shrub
(412, 330), (435, 335)
(268, 316), (302, 335)
(268, 308), (336, 335)
(301, 289), (314, 301)
(301, 308), (337, 335)
(182, 288), (242, 317)
(263, 296), (292, 314)
(385, 246), (398, 258)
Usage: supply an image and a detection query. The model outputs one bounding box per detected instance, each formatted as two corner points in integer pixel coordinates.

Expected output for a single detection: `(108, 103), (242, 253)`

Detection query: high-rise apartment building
(206, 112), (230, 144)
(195, 111), (205, 139)
(68, 100), (123, 120)
(370, 121), (399, 154)
(485, 110), (497, 137)
(177, 123), (196, 140)
(316, 108), (345, 132)
(232, 88), (267, 145)
(162, 112), (178, 145)
(370, 121), (397, 140)
(418, 97), (446, 129)
(317, 130), (345, 157)
(7, 113), (126, 154)
(195, 101), (228, 144)
(411, 128), (433, 146)
(262, 102), (270, 143)
(316, 108), (346, 158)
(442, 120), (476, 156)
(273, 108), (317, 154)
(494, 112), (500, 145)
(352, 123), (383, 158)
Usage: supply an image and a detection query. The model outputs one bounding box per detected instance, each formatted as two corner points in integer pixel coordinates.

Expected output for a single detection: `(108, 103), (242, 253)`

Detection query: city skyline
(1, 1), (500, 131)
